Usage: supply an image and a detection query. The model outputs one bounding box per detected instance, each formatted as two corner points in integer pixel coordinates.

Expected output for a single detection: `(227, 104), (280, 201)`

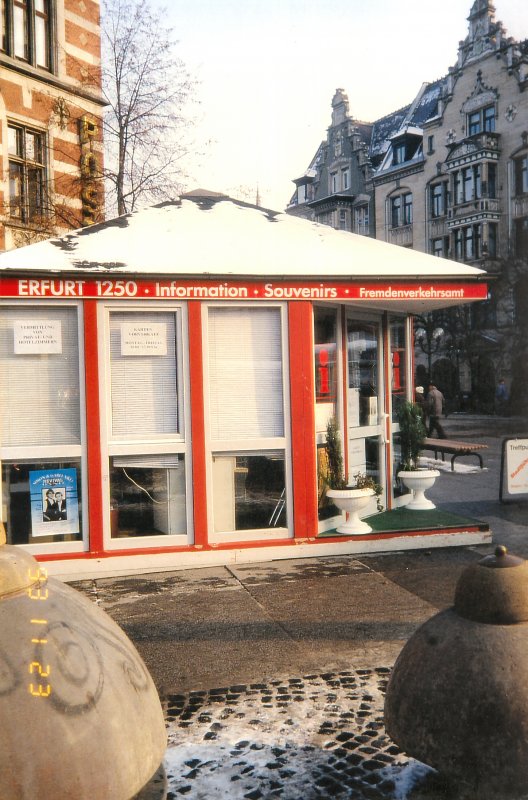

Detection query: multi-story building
(0, 0), (104, 252)
(288, 0), (528, 412)
(287, 88), (374, 238)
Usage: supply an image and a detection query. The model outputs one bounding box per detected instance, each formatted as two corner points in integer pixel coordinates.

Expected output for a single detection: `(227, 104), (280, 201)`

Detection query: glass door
(346, 314), (385, 508)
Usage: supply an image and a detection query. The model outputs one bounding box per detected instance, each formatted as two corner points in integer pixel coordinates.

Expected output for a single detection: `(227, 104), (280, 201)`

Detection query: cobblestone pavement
(138, 669), (445, 800)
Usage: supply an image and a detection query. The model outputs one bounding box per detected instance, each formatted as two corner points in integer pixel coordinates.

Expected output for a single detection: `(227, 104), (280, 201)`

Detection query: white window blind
(110, 311), (179, 438)
(0, 306), (80, 447)
(208, 307), (284, 440)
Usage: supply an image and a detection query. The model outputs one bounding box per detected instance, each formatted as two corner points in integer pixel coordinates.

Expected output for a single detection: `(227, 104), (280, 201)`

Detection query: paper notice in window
(121, 322), (167, 355)
(14, 320), (62, 353)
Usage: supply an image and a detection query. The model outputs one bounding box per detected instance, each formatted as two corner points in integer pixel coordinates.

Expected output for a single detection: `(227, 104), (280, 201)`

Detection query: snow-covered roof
(0, 195), (484, 283)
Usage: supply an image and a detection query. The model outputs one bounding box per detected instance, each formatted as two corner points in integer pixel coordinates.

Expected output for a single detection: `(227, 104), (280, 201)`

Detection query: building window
(432, 237), (449, 257)
(338, 208), (347, 230)
(487, 223), (498, 258)
(208, 306), (288, 536)
(488, 163), (497, 198)
(341, 169), (349, 191)
(393, 143), (406, 166)
(515, 155), (528, 196)
(8, 123), (46, 222)
(515, 218), (528, 259)
(391, 192), (412, 228)
(2, 0), (52, 69)
(467, 104), (495, 136)
(430, 181), (448, 218)
(453, 165), (481, 205)
(427, 135), (435, 155)
(0, 304), (83, 546)
(354, 204), (369, 236)
(454, 224), (482, 261)
(106, 309), (187, 541)
(331, 172), (338, 193)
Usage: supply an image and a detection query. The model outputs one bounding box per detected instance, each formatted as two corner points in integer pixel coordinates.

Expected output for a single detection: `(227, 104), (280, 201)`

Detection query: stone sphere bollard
(0, 540), (167, 799)
(384, 546), (528, 799)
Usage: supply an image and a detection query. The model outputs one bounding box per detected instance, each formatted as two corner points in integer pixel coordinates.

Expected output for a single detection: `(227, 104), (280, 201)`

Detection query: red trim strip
(188, 302), (209, 547)
(288, 302), (318, 538)
(83, 301), (104, 555)
(383, 314), (393, 510)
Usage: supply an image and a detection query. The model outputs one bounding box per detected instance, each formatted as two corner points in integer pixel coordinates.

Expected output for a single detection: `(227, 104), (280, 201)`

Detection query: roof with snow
(0, 194), (486, 310)
(369, 78), (446, 164)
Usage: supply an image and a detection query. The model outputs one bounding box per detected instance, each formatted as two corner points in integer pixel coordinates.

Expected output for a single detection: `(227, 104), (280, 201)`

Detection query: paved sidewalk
(71, 415), (528, 798)
(75, 550), (486, 799)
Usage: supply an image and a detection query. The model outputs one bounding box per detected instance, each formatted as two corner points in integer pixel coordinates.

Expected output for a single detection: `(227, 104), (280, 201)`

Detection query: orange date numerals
(28, 569), (51, 698)
(28, 661), (52, 697)
(28, 567), (49, 601)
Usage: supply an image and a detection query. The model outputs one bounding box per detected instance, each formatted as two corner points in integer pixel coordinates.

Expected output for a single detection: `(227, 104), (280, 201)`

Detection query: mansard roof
(370, 106), (411, 162)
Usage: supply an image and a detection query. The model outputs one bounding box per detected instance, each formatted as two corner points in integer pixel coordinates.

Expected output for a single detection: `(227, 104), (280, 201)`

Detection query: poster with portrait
(29, 469), (79, 537)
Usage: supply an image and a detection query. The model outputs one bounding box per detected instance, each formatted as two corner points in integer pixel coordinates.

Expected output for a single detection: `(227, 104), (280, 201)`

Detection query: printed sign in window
(13, 320), (62, 354)
(120, 322), (167, 355)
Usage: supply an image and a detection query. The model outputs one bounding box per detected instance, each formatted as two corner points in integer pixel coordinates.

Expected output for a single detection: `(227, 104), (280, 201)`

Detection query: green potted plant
(323, 417), (383, 534)
(397, 400), (439, 510)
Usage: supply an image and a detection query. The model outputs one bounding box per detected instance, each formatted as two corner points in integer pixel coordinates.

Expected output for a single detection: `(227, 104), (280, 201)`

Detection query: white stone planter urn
(326, 487), (375, 534)
(398, 468), (440, 510)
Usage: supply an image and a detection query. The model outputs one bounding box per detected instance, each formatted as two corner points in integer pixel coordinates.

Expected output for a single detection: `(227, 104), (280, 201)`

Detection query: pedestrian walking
(495, 378), (509, 416)
(426, 382), (446, 439)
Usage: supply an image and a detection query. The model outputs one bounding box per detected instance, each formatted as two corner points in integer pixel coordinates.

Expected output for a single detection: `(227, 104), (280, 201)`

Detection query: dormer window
(393, 143), (406, 166)
(390, 130), (422, 167)
(467, 104), (496, 136)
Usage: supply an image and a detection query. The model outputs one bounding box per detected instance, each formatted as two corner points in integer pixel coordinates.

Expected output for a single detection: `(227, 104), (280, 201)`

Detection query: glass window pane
(9, 162), (23, 217)
(212, 452), (286, 533)
(27, 166), (44, 220)
(7, 126), (21, 156)
(26, 131), (37, 161)
(0, 306), (81, 446)
(208, 307), (284, 440)
(1, 0), (6, 52)
(2, 460), (83, 545)
(314, 306), (338, 429)
(390, 318), (407, 422)
(347, 320), (378, 427)
(35, 14), (48, 68)
(109, 455), (186, 538)
(109, 311), (179, 438)
(13, 2), (28, 60)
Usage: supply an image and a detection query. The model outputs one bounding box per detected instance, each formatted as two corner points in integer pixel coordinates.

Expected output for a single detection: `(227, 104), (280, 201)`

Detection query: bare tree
(101, 0), (195, 216)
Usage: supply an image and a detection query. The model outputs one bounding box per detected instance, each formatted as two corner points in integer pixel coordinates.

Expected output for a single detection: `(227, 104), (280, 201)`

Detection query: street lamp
(415, 325), (444, 381)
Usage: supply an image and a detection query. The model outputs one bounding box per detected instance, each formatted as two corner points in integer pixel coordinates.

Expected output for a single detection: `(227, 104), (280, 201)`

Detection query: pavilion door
(345, 314), (385, 508)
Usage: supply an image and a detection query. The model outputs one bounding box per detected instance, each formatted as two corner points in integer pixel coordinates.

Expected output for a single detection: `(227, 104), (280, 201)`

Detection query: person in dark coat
(426, 382), (446, 439)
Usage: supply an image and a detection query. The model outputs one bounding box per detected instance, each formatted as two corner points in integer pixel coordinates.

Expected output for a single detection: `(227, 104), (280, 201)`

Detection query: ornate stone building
(287, 89), (374, 238)
(288, 1), (528, 412)
(0, 0), (104, 252)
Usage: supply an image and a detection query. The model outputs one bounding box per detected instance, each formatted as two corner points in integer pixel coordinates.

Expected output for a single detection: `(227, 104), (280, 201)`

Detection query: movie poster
(29, 469), (79, 537)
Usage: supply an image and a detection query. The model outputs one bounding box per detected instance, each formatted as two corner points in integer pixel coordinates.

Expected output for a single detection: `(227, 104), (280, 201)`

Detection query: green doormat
(318, 507), (488, 537)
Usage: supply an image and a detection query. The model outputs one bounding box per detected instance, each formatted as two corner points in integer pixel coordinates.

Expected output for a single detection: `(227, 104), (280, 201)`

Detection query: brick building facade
(288, 0), (528, 411)
(0, 0), (104, 252)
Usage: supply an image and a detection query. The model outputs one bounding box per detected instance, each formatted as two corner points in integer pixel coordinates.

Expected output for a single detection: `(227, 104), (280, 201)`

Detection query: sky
(159, 0), (526, 211)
